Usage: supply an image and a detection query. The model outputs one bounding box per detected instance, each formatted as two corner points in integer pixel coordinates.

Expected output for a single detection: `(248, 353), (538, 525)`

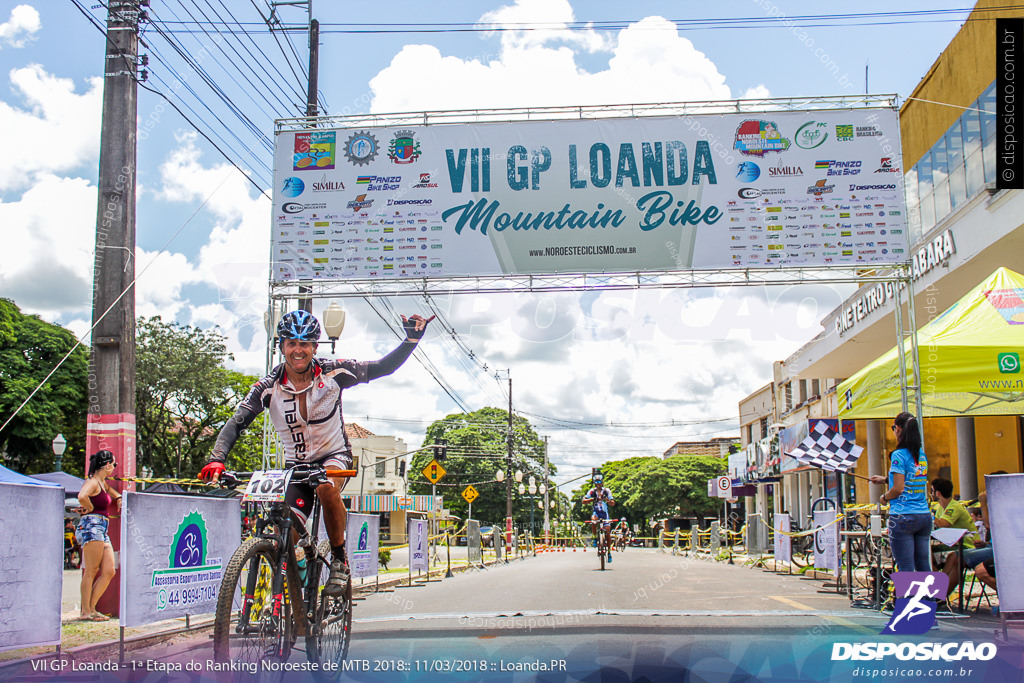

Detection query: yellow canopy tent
(838, 267), (1024, 419)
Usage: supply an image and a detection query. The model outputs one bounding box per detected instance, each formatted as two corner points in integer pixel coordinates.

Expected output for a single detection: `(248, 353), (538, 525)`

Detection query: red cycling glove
(199, 461), (225, 482)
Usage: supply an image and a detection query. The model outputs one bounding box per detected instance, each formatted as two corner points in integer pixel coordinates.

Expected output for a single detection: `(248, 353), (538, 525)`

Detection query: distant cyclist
(612, 517), (631, 550)
(582, 475), (615, 562)
(199, 309), (433, 595)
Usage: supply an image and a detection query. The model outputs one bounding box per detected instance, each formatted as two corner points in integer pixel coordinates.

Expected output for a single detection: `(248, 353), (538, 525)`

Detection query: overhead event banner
(271, 108), (906, 282)
(0, 482), (63, 651)
(408, 518), (428, 572)
(120, 492), (240, 628)
(346, 512), (380, 579)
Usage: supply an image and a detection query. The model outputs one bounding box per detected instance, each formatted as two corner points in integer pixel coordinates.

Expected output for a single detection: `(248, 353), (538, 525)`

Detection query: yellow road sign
(422, 459), (446, 484)
(462, 485), (479, 503)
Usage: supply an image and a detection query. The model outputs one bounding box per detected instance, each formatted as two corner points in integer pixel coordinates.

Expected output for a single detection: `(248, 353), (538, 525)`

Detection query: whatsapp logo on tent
(999, 352), (1020, 374)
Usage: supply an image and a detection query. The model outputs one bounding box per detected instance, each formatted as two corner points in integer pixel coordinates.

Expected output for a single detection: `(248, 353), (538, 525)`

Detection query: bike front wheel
(213, 537), (295, 678)
(306, 540), (353, 681)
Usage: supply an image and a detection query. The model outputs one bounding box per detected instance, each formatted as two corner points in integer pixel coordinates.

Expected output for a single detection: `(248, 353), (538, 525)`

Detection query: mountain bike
(589, 518), (619, 570)
(212, 464), (356, 681)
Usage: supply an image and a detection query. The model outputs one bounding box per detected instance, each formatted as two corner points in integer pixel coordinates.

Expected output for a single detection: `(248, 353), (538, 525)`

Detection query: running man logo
(882, 571), (949, 635)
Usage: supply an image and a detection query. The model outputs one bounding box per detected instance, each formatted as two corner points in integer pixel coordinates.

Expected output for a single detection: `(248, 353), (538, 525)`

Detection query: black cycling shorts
(285, 455), (351, 523)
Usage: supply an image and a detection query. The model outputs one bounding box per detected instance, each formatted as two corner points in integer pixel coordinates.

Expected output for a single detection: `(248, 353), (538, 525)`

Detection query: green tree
(408, 407), (554, 526)
(135, 317), (263, 480)
(0, 299), (88, 474)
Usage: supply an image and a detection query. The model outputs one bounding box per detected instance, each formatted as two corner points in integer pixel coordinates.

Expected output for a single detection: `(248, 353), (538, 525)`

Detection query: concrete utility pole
(88, 0), (142, 617)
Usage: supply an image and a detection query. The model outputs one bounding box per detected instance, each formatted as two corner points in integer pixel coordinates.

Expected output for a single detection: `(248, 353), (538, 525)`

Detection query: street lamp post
(52, 433), (67, 472)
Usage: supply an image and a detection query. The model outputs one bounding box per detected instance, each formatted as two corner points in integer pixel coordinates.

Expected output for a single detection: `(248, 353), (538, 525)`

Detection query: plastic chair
(963, 568), (993, 612)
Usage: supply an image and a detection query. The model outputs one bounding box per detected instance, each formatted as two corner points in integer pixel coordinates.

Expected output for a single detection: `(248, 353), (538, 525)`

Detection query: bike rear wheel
(213, 537), (295, 678)
(306, 540), (353, 681)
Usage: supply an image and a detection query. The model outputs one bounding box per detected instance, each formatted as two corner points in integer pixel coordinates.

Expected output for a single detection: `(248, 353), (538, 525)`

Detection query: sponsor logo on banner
(356, 174), (401, 191)
(388, 130), (422, 164)
(874, 158), (899, 173)
(343, 131), (380, 166)
(281, 201), (328, 214)
(294, 131), (336, 171)
(795, 121), (829, 149)
(807, 179), (836, 196)
(346, 194), (374, 212)
(835, 124), (854, 141)
(151, 511), (223, 612)
(815, 160), (862, 176)
(311, 174), (345, 192)
(280, 177), (304, 197)
(849, 182), (896, 192)
(735, 161), (761, 181)
(734, 120), (792, 156)
(768, 164), (803, 177)
(856, 125), (883, 137)
(413, 172), (439, 188)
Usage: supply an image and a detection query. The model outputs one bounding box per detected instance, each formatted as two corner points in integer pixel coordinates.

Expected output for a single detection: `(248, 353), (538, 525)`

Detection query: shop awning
(838, 267), (1024, 418)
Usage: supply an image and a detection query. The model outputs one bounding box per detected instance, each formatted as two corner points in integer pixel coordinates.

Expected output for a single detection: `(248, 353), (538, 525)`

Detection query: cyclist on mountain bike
(582, 475), (615, 563)
(612, 517), (631, 549)
(199, 309), (433, 596)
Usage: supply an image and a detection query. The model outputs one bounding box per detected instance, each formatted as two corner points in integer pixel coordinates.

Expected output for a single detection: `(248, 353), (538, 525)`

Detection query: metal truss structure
(274, 94), (898, 132)
(268, 265), (911, 300)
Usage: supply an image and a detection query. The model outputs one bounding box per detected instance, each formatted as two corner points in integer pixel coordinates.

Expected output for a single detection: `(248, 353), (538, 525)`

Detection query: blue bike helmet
(277, 310), (321, 342)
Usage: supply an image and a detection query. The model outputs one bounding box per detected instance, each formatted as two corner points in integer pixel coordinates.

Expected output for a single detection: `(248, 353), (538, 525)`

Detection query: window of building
(811, 379), (821, 397)
(759, 417), (768, 440)
(907, 80), (998, 236)
(746, 423), (753, 443)
(375, 458), (385, 478)
(946, 122), (967, 209)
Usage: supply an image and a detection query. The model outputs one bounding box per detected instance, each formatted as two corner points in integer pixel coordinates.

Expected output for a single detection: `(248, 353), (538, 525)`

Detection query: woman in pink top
(74, 450), (122, 621)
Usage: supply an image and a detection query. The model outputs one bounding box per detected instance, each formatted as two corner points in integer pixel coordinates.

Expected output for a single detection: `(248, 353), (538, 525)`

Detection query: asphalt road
(50, 549), (1023, 682)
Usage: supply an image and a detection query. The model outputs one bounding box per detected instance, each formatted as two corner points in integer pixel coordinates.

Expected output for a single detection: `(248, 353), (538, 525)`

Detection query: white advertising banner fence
(271, 108), (905, 282)
(346, 513), (379, 579)
(986, 473), (1024, 612)
(120, 492), (240, 628)
(408, 518), (428, 572)
(774, 513), (792, 565)
(467, 520), (482, 565)
(0, 482), (63, 651)
(812, 509), (840, 576)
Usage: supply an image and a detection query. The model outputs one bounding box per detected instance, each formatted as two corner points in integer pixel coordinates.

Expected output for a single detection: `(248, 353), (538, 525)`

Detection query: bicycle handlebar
(217, 465), (358, 490)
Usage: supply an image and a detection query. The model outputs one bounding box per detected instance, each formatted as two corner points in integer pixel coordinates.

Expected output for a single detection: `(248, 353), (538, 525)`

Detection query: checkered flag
(785, 421), (864, 472)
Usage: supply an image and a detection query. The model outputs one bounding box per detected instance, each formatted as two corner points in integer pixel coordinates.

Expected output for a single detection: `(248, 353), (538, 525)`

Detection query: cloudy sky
(0, 1), (970, 486)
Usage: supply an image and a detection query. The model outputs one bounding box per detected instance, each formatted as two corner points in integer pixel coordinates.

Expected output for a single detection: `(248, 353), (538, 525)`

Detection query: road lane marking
(768, 596), (874, 633)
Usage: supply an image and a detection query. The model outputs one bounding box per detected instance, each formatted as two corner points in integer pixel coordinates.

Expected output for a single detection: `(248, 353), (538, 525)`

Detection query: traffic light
(398, 460), (406, 478)
(433, 439), (448, 460)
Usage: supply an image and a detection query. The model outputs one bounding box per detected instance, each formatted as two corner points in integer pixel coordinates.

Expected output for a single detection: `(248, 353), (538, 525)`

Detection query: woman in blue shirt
(868, 412), (931, 572)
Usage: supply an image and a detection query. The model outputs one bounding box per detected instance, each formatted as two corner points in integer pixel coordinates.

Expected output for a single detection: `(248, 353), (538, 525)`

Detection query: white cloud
(0, 65), (101, 190)
(0, 5), (40, 49)
(741, 84), (772, 100)
(479, 0), (610, 53)
(369, 9), (732, 112)
(154, 133), (272, 371)
(0, 173), (96, 314)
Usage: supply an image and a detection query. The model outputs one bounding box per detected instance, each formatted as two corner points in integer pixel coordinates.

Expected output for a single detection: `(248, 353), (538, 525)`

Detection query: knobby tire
(306, 539), (353, 682)
(213, 537), (296, 680)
